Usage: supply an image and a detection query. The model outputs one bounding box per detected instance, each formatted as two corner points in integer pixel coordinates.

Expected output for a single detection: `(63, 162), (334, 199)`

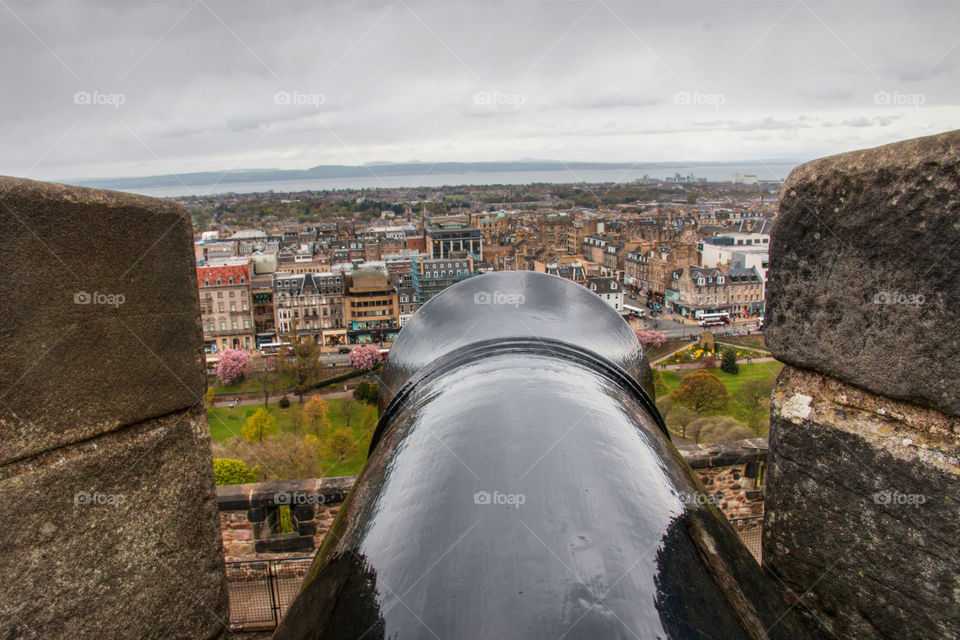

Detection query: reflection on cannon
(274, 272), (812, 639)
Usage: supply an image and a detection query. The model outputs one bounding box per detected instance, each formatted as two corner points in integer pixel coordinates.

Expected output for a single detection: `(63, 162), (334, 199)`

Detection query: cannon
(274, 272), (812, 639)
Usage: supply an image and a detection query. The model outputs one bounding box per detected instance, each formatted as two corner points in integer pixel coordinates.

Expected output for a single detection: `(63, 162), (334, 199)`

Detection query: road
(631, 312), (762, 339)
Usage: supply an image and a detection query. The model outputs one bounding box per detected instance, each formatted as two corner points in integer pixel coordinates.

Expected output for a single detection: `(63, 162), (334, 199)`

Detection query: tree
(349, 345), (381, 372)
(252, 357), (276, 408)
(303, 396), (331, 436)
(670, 370), (729, 414)
(635, 329), (667, 349)
(688, 416), (755, 444)
(353, 381), (379, 404)
(667, 405), (698, 440)
(652, 370), (669, 399)
(734, 377), (775, 432)
(242, 407), (277, 443)
(216, 348), (251, 385)
(327, 429), (355, 461)
(720, 347), (739, 374)
(277, 332), (324, 403)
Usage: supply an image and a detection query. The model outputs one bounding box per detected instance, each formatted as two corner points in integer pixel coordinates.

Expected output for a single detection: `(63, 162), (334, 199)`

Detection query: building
(273, 272), (345, 346)
(397, 286), (419, 326)
(251, 274), (276, 347)
(197, 262), (255, 353)
(665, 265), (731, 319)
(585, 276), (624, 311)
(343, 270), (399, 345)
(410, 254), (478, 303)
(425, 217), (483, 260)
(726, 266), (764, 316)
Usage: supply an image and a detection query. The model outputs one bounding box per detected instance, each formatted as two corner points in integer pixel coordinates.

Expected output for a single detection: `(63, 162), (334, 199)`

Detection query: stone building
(273, 272), (344, 342)
(197, 261), (255, 352)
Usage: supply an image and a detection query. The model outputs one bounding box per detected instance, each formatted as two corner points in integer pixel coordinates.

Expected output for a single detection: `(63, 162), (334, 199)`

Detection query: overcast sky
(2, 0), (958, 181)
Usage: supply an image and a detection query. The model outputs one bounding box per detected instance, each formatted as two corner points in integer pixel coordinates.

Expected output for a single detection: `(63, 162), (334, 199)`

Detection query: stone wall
(0, 177), (227, 639)
(217, 477), (352, 560)
(682, 438), (767, 519)
(764, 131), (960, 639)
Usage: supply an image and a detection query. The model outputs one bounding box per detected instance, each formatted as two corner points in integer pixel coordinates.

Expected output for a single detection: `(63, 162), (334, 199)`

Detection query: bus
(259, 342), (287, 356)
(698, 312), (731, 327)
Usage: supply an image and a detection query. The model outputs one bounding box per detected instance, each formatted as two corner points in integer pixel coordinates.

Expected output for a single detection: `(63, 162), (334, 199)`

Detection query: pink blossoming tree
(635, 330), (668, 349)
(349, 345), (381, 371)
(216, 348), (251, 385)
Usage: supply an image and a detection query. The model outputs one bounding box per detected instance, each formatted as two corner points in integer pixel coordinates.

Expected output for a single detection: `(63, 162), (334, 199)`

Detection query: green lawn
(658, 361), (782, 426)
(207, 373), (295, 395)
(207, 397), (378, 477)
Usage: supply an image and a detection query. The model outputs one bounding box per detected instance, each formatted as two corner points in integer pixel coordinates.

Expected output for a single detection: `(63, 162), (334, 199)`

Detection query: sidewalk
(212, 388), (355, 408)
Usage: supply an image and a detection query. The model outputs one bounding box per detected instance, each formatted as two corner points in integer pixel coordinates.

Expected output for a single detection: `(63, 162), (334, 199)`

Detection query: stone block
(764, 365), (959, 638)
(0, 406), (227, 639)
(765, 129), (960, 416)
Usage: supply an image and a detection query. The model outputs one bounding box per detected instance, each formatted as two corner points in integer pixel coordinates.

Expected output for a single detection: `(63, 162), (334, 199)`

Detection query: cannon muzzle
(274, 272), (811, 640)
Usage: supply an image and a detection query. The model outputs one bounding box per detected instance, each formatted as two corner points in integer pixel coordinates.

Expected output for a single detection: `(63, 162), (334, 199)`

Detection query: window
(216, 278), (222, 285)
(219, 320), (226, 331)
(232, 320), (238, 330)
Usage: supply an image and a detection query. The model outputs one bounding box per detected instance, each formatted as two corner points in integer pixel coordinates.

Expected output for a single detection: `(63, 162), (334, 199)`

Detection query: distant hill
(71, 160), (766, 190)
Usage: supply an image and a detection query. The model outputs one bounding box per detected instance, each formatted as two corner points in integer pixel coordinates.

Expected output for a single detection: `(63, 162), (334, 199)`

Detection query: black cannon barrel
(274, 272), (811, 640)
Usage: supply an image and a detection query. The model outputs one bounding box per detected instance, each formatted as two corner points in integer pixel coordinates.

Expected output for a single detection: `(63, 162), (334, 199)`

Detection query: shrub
(223, 433), (325, 481)
(688, 416), (755, 444)
(720, 347), (739, 374)
(278, 395), (291, 408)
(213, 458), (260, 485)
(216, 349), (251, 385)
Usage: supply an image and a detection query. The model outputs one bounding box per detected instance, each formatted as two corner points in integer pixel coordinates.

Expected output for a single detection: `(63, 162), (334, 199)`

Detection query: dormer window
(697, 278), (705, 286)
(216, 278), (222, 285)
(717, 276), (725, 284)
(228, 277), (234, 284)
(204, 279), (210, 286)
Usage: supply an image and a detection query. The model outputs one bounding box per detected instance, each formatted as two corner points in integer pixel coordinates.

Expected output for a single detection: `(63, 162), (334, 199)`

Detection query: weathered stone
(765, 365), (960, 639)
(765, 130), (960, 416)
(0, 176), (205, 464)
(0, 177), (225, 639)
(293, 505), (315, 521)
(0, 405), (227, 639)
(254, 536), (314, 553)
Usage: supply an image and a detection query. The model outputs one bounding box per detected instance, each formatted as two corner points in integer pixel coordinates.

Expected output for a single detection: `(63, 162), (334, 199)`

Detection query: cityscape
(1, 1), (957, 639)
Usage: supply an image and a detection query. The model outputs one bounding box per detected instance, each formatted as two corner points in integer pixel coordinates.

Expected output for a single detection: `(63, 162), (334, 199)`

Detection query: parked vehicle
(338, 346), (351, 354)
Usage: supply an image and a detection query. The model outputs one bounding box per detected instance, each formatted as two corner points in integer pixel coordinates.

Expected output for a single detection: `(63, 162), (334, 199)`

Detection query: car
(629, 294), (637, 300)
(338, 347), (351, 354)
